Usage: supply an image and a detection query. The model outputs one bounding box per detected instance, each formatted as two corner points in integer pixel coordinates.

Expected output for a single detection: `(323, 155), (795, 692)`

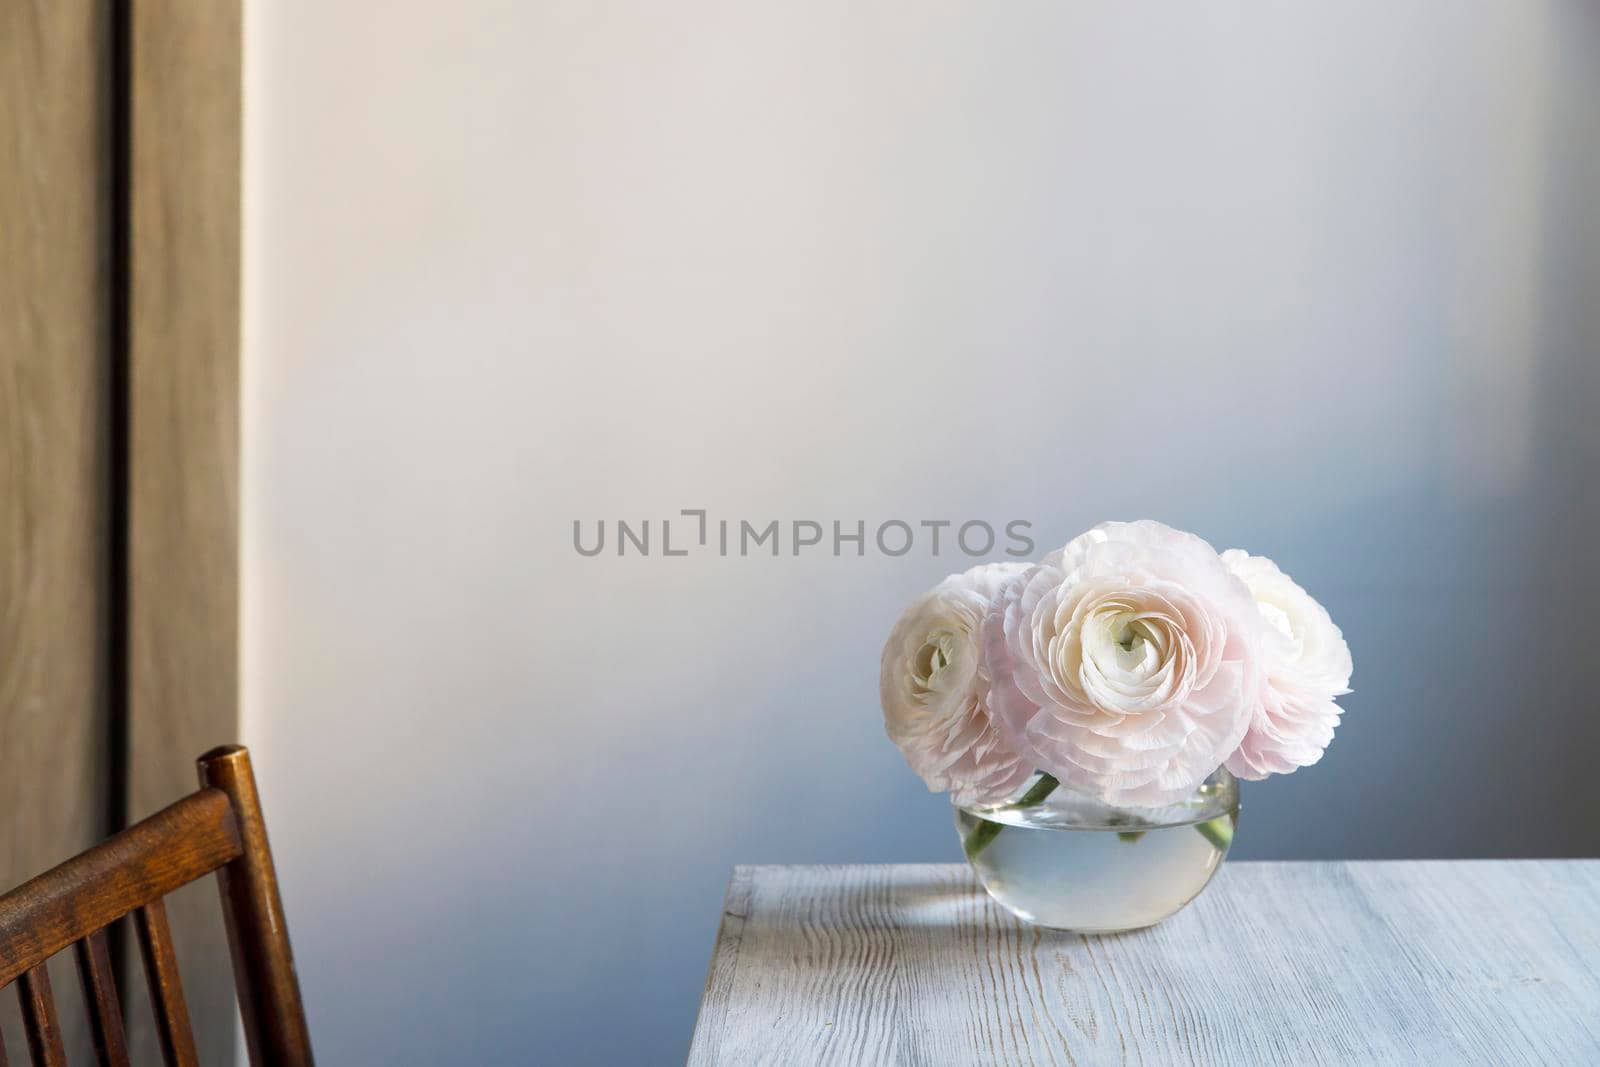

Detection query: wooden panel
(124, 0), (242, 1063)
(0, 0), (113, 901)
(0, 1), (114, 1062)
(689, 862), (1600, 1065)
(126, 0), (243, 814)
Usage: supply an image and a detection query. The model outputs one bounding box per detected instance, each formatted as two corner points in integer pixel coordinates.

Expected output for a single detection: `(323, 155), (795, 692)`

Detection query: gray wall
(242, 3), (1600, 1063)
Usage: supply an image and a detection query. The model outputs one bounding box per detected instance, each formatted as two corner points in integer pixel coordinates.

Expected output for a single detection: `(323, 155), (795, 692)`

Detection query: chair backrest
(0, 745), (313, 1066)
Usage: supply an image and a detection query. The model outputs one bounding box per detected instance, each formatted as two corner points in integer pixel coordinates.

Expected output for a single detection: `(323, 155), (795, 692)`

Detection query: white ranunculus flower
(880, 562), (1035, 807)
(1220, 549), (1352, 779)
(983, 520), (1266, 807)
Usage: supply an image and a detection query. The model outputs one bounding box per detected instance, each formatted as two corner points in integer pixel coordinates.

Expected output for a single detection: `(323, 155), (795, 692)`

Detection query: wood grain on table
(688, 862), (1600, 1066)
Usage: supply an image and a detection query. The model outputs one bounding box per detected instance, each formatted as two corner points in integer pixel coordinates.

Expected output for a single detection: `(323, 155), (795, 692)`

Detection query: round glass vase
(953, 767), (1239, 933)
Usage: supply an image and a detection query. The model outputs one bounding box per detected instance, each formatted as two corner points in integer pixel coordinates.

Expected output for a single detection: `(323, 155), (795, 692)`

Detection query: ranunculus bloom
(1220, 550), (1353, 779)
(880, 562), (1035, 807)
(983, 520), (1265, 807)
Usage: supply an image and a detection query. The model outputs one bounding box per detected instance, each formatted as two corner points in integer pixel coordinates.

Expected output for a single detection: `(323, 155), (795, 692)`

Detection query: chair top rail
(0, 789), (242, 985)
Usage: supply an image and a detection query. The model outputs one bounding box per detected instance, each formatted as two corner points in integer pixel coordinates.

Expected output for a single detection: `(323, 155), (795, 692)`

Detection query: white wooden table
(688, 861), (1600, 1066)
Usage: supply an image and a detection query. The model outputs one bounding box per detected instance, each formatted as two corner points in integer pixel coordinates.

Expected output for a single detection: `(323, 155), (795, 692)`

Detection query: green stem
(1007, 773), (1062, 810)
(964, 774), (1060, 860)
(962, 819), (1004, 861)
(1195, 816), (1235, 851)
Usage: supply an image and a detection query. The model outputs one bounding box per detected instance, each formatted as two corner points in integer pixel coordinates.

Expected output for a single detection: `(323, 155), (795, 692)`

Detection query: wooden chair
(0, 746), (313, 1066)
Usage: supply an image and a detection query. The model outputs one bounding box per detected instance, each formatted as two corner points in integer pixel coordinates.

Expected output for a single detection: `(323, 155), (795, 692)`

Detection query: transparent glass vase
(954, 767), (1239, 932)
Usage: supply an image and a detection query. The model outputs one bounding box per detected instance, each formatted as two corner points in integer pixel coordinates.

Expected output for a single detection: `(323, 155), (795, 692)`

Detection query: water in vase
(954, 768), (1238, 932)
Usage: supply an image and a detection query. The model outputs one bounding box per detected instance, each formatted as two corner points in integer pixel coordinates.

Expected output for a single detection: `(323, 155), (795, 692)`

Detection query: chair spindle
(75, 928), (131, 1067)
(17, 964), (66, 1067)
(134, 899), (199, 1067)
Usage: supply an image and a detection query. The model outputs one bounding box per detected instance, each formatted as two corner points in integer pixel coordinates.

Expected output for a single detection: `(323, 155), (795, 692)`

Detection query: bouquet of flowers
(880, 520), (1352, 858)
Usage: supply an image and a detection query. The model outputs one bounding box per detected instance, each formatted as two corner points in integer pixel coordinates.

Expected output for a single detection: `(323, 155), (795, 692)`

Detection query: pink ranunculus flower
(1220, 549), (1353, 779)
(880, 562), (1036, 807)
(983, 520), (1266, 807)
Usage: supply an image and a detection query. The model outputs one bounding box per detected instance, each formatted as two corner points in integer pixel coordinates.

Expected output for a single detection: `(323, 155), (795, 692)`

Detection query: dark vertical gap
(108, 0), (132, 848)
(107, 0), (133, 996)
